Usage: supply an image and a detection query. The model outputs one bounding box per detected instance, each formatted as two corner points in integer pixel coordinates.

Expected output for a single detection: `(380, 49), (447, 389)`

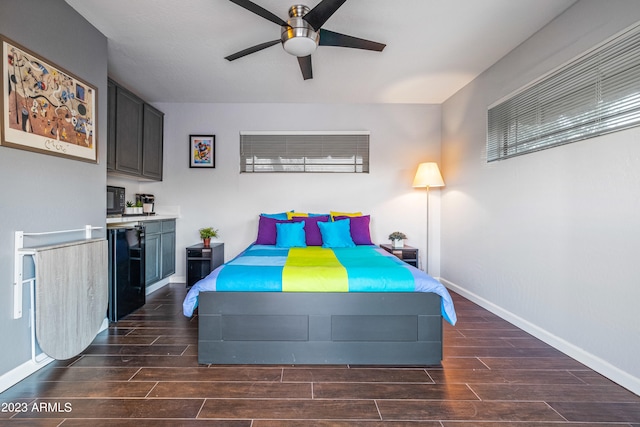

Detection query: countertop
(106, 214), (179, 227)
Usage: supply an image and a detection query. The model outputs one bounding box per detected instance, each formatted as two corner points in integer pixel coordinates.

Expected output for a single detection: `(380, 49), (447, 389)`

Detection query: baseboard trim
(170, 275), (186, 284)
(146, 277), (170, 295)
(0, 357), (54, 394)
(441, 278), (640, 396)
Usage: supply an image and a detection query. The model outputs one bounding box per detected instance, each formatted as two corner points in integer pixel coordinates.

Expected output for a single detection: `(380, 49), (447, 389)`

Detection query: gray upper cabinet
(114, 85), (144, 175)
(142, 104), (164, 180)
(106, 80), (116, 171)
(107, 79), (164, 181)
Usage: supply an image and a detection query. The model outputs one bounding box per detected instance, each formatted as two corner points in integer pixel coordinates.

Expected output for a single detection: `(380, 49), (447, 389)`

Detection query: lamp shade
(412, 162), (445, 188)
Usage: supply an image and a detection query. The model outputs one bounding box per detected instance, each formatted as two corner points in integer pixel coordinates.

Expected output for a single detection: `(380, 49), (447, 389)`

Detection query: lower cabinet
(160, 222), (176, 278)
(145, 219), (176, 286)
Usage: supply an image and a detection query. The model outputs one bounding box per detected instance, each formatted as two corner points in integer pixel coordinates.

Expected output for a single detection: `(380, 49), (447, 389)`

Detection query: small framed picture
(189, 134), (215, 168)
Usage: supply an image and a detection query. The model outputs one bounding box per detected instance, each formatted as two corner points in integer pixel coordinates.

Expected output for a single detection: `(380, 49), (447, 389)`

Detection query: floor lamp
(412, 162), (445, 274)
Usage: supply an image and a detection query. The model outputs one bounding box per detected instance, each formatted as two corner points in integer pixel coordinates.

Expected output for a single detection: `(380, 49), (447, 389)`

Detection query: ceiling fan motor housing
(281, 5), (319, 57)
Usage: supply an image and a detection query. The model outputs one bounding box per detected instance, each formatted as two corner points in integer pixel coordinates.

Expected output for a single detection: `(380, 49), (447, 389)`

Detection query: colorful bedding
(183, 244), (456, 325)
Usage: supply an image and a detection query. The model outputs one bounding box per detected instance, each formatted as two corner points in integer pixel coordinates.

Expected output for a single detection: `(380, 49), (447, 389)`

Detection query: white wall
(137, 103), (442, 279)
(441, 0), (640, 394)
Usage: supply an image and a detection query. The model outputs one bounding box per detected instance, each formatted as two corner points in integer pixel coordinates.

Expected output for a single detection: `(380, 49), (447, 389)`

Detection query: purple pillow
(256, 215), (292, 245)
(335, 215), (373, 245)
(291, 215), (330, 246)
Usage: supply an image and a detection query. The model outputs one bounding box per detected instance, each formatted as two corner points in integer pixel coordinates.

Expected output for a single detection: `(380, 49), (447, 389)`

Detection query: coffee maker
(136, 194), (155, 215)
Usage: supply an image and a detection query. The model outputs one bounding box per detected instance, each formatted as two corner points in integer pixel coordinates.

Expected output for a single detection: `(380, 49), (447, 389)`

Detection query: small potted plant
(125, 200), (144, 215)
(388, 231), (407, 249)
(124, 201), (140, 215)
(199, 227), (219, 248)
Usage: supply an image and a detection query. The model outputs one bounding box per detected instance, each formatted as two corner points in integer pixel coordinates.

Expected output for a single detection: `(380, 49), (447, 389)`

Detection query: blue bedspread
(183, 244), (456, 325)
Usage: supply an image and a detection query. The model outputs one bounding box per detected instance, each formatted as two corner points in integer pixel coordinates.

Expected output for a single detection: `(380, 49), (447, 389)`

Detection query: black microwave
(107, 186), (126, 216)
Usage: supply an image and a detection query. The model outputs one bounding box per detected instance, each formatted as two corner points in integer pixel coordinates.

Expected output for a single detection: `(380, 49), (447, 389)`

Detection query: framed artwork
(189, 134), (215, 168)
(1, 35), (97, 163)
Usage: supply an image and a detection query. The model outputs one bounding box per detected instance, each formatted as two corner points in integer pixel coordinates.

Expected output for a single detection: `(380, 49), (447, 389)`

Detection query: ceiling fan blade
(228, 0), (289, 27)
(303, 0), (347, 31)
(225, 39), (281, 61)
(297, 55), (313, 80)
(319, 29), (386, 51)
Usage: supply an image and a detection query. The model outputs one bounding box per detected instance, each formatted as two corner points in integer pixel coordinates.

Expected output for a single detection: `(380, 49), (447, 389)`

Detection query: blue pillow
(261, 210), (293, 220)
(318, 219), (355, 248)
(276, 221), (307, 248)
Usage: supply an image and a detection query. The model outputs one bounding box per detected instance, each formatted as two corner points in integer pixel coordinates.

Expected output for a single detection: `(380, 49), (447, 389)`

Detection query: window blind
(240, 132), (370, 173)
(487, 23), (640, 162)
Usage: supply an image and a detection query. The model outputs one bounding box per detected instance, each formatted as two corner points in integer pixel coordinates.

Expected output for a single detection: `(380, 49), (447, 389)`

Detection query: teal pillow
(318, 219), (355, 248)
(261, 210), (293, 220)
(275, 221), (307, 248)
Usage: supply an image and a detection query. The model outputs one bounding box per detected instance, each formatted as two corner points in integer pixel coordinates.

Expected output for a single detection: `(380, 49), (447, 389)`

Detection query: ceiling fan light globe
(283, 37), (317, 56)
(281, 14), (319, 57)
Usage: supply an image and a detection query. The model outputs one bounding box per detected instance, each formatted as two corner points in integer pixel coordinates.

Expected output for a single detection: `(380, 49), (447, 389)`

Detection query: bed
(183, 212), (457, 366)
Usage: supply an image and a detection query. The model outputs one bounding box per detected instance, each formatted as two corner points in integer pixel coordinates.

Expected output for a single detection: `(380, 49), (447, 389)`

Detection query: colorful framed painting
(1, 35), (98, 163)
(190, 134), (215, 168)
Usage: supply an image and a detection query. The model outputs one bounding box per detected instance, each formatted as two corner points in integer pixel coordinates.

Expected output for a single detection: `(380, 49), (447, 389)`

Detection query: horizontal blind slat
(487, 23), (640, 162)
(240, 133), (369, 173)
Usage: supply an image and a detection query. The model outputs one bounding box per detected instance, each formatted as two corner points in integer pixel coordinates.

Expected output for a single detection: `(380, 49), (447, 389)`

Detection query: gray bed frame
(197, 291), (443, 365)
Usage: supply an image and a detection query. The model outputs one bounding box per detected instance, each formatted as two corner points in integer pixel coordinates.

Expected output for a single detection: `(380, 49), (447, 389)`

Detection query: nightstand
(186, 243), (224, 287)
(380, 244), (419, 268)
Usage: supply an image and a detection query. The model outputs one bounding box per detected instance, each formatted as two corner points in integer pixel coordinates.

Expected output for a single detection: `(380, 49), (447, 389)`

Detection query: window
(240, 131), (370, 173)
(487, 23), (640, 162)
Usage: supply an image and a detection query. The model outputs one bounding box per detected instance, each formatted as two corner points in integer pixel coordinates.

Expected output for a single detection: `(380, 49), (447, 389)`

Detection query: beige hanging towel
(34, 239), (108, 360)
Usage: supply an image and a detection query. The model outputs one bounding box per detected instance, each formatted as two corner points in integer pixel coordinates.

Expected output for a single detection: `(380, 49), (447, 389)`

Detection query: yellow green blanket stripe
(282, 247), (348, 291)
(282, 246), (415, 292)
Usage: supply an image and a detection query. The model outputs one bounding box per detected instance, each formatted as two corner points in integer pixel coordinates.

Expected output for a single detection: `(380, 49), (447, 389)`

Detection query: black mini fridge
(107, 225), (145, 322)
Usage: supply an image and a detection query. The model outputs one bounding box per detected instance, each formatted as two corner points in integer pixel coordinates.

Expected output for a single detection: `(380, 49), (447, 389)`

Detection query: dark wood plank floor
(2, 283), (639, 426)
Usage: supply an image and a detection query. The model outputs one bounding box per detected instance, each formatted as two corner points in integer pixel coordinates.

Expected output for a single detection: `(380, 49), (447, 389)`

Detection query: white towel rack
(13, 225), (103, 319)
(13, 225), (103, 363)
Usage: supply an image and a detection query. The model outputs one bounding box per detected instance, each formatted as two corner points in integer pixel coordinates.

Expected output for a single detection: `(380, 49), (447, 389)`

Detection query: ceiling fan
(225, 0), (386, 80)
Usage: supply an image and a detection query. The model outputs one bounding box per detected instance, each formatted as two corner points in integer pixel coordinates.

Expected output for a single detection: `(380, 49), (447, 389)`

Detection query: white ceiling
(65, 0), (576, 104)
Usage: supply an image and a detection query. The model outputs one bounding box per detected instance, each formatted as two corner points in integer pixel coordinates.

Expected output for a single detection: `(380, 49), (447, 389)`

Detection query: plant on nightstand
(199, 227), (219, 248)
(388, 231), (407, 249)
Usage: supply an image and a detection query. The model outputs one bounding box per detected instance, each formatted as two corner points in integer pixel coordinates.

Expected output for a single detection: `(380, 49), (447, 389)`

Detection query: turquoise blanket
(183, 244), (456, 325)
